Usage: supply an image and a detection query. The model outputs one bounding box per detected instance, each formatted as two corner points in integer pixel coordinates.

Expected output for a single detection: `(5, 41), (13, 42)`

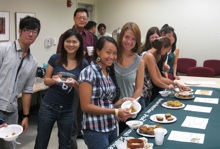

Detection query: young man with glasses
(0, 16), (41, 149)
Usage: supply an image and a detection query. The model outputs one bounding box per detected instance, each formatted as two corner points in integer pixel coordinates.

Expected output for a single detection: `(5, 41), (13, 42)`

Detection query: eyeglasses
(23, 28), (38, 35)
(75, 16), (88, 21)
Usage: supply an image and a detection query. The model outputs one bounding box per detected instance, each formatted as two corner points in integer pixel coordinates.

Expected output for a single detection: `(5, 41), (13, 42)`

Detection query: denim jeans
(34, 101), (74, 149)
(71, 90), (83, 149)
(139, 96), (150, 110)
(83, 129), (117, 149)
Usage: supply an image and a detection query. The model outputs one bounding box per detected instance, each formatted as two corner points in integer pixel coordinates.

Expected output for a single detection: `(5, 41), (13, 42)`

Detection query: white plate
(150, 114), (177, 123)
(175, 88), (193, 92)
(0, 124), (23, 141)
(174, 93), (195, 100)
(184, 81), (200, 85)
(56, 78), (72, 83)
(126, 120), (143, 129)
(61, 79), (72, 83)
(162, 102), (185, 109)
(136, 124), (167, 137)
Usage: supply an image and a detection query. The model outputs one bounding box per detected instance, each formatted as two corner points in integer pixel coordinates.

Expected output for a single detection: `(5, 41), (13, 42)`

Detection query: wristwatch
(22, 114), (30, 119)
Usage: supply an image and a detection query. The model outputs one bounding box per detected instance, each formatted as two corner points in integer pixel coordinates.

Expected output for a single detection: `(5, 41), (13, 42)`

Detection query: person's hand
(174, 74), (180, 80)
(63, 78), (74, 86)
(163, 64), (170, 72)
(117, 108), (134, 122)
(0, 123), (7, 128)
(167, 84), (174, 90)
(176, 82), (186, 92)
(123, 97), (135, 102)
(52, 75), (61, 84)
(21, 118), (28, 133)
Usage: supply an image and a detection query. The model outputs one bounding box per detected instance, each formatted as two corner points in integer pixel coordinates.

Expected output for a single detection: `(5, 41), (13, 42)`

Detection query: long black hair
(160, 24), (174, 35)
(171, 32), (177, 53)
(94, 36), (121, 103)
(57, 29), (84, 68)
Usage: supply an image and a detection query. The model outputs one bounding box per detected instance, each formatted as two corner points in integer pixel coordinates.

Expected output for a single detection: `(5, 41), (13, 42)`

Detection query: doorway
(78, 3), (94, 21)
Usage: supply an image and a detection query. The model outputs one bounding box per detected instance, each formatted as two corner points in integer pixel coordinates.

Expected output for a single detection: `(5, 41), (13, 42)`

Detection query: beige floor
(16, 114), (88, 149)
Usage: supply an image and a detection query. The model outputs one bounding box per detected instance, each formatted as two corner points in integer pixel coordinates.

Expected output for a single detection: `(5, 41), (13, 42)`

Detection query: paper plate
(150, 114), (177, 123)
(184, 81), (200, 85)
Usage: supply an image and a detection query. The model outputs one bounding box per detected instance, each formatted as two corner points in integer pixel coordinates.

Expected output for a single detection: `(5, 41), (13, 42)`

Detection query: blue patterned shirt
(78, 62), (117, 132)
(0, 40), (38, 112)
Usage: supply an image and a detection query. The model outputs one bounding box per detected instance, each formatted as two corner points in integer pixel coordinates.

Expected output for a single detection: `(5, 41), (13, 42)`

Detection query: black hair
(19, 16), (41, 33)
(97, 23), (106, 31)
(160, 24), (174, 35)
(152, 37), (171, 57)
(85, 21), (97, 30)
(57, 29), (84, 68)
(73, 8), (89, 17)
(171, 32), (177, 53)
(94, 36), (120, 103)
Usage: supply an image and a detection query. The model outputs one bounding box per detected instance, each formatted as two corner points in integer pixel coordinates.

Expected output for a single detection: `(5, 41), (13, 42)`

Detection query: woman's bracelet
(173, 80), (177, 86)
(115, 109), (119, 118)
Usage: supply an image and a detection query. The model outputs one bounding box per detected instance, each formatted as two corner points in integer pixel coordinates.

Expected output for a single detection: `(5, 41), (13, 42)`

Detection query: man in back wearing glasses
(0, 16), (41, 149)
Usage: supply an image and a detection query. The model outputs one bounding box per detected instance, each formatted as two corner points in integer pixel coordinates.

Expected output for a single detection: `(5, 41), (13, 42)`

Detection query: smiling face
(74, 12), (88, 29)
(149, 32), (160, 43)
(64, 35), (80, 54)
(163, 32), (174, 44)
(97, 40), (117, 68)
(122, 29), (136, 51)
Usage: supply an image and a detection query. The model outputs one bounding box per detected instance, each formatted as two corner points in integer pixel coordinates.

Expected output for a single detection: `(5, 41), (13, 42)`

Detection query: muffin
(139, 125), (148, 134)
(156, 116), (164, 121)
(166, 117), (174, 121)
(165, 113), (171, 119)
(146, 127), (154, 135)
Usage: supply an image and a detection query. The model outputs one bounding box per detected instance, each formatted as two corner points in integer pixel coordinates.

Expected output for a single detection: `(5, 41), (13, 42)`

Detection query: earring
(96, 57), (100, 62)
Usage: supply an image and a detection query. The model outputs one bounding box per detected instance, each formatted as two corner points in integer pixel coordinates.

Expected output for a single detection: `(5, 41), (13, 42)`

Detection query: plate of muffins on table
(136, 124), (167, 138)
(150, 113), (177, 123)
(174, 92), (195, 99)
(162, 100), (185, 109)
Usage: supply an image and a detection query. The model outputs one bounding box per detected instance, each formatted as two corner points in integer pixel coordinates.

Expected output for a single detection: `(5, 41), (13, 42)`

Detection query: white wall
(0, 0), (82, 67)
(96, 0), (220, 66)
(1, 0), (220, 66)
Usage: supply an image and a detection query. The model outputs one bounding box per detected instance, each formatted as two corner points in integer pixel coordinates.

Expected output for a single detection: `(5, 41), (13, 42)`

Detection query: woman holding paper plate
(78, 36), (133, 149)
(114, 22), (145, 134)
(34, 29), (89, 149)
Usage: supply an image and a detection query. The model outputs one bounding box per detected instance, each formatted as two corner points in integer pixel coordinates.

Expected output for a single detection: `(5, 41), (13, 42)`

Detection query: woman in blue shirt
(34, 29), (88, 149)
(79, 36), (133, 149)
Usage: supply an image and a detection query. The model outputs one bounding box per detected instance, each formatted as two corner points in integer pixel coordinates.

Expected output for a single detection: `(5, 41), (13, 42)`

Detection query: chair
(177, 58), (197, 75)
(186, 66), (215, 77)
(203, 59), (220, 76)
